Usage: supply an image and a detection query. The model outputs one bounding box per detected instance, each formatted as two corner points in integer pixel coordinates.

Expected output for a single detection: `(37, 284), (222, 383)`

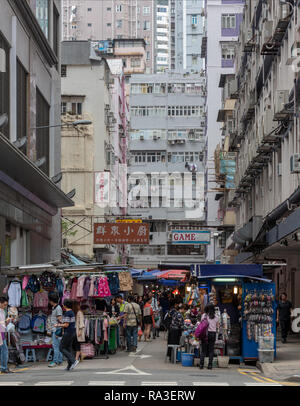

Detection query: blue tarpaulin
(69, 254), (87, 265)
(136, 270), (166, 281)
(197, 264), (262, 278)
(157, 279), (185, 287)
(130, 269), (146, 277)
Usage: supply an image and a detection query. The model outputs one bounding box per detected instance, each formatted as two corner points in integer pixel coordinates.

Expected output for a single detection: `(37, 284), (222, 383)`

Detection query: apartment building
(172, 0), (206, 73)
(62, 0), (155, 73)
(215, 0), (300, 307)
(128, 72), (207, 267)
(203, 0), (244, 262)
(0, 0), (74, 267)
(154, 0), (170, 72)
(60, 41), (129, 264)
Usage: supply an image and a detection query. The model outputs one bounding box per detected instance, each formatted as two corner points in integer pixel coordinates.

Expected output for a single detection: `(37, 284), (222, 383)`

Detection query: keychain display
(243, 290), (275, 342)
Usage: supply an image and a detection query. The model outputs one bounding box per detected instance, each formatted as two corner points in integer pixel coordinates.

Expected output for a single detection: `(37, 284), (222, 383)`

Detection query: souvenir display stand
(194, 264), (277, 363)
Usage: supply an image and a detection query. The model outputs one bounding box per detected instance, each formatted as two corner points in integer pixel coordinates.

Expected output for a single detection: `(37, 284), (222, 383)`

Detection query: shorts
(72, 336), (81, 352)
(143, 316), (152, 325)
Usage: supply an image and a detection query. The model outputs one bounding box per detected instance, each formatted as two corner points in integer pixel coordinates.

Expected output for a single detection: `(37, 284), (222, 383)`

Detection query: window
(36, 88), (50, 175)
(17, 59), (28, 144)
(116, 5), (122, 12)
(35, 0), (50, 39)
(131, 58), (141, 67)
(116, 20), (122, 28)
(107, 7), (111, 11)
(0, 32), (10, 139)
(192, 56), (198, 66)
(88, 23), (92, 27)
(144, 21), (150, 30)
(107, 23), (111, 27)
(192, 15), (198, 25)
(221, 14), (236, 29)
(143, 7), (150, 15)
(61, 65), (67, 77)
(222, 45), (235, 59)
(146, 51), (150, 60)
(88, 8), (92, 11)
(53, 4), (59, 59)
(61, 102), (67, 115)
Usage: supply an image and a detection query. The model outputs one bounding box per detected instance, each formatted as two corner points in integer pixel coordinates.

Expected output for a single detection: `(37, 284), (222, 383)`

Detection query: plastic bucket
(181, 353), (194, 367)
(177, 350), (181, 362)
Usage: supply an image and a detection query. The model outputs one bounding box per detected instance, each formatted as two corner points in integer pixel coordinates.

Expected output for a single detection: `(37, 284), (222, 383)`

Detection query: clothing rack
(84, 312), (110, 359)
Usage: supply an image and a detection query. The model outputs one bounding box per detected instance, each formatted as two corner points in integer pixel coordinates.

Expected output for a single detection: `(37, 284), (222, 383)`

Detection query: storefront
(194, 264), (277, 362)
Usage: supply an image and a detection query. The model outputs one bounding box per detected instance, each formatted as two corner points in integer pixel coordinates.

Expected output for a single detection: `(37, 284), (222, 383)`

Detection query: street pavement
(0, 335), (299, 387)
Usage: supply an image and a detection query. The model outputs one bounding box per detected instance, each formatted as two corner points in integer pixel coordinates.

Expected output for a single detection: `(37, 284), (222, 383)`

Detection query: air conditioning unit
(140, 135), (144, 140)
(290, 154), (300, 173)
(275, 90), (289, 114)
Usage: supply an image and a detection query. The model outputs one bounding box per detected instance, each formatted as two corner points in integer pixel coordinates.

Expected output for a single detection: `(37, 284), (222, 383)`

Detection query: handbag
(80, 343), (95, 359)
(131, 304), (141, 327)
(55, 328), (62, 337)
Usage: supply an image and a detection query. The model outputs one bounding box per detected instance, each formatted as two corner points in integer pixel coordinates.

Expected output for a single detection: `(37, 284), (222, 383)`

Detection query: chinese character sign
(95, 172), (110, 207)
(94, 223), (149, 244)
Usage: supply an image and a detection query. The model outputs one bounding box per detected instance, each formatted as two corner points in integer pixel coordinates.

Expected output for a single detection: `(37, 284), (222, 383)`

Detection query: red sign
(94, 223), (149, 245)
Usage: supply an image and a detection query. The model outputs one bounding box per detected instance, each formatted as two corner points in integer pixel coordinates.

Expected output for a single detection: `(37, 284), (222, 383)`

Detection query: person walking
(55, 299), (78, 371)
(48, 293), (63, 368)
(124, 295), (142, 352)
(0, 297), (12, 374)
(277, 293), (293, 343)
(199, 304), (219, 370)
(143, 297), (155, 342)
(116, 295), (128, 350)
(72, 300), (85, 363)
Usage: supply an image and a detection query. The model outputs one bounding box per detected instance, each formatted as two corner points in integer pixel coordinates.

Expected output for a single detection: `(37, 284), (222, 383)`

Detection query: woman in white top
(199, 304), (219, 370)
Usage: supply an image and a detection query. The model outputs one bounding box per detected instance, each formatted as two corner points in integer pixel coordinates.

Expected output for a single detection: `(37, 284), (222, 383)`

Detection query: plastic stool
(165, 345), (181, 364)
(25, 348), (36, 362)
(46, 348), (54, 362)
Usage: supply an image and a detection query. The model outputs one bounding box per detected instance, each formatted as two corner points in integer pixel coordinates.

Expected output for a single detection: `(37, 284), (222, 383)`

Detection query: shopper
(108, 298), (120, 317)
(72, 300), (85, 363)
(0, 297), (12, 374)
(199, 304), (219, 370)
(124, 295), (142, 352)
(116, 295), (128, 350)
(277, 293), (293, 343)
(55, 299), (78, 371)
(48, 293), (63, 368)
(154, 301), (162, 338)
(166, 304), (185, 360)
(143, 297), (155, 342)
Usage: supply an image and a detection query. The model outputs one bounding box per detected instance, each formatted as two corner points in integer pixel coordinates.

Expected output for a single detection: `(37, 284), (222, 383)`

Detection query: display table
(22, 345), (53, 362)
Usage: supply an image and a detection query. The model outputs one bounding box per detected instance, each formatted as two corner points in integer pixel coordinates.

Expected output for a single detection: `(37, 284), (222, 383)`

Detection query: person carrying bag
(124, 296), (142, 353)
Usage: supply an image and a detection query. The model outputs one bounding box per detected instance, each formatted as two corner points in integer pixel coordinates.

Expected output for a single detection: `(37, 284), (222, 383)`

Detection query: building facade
(203, 0), (244, 262)
(60, 41), (129, 264)
(0, 0), (73, 267)
(128, 72), (207, 267)
(62, 0), (155, 73)
(215, 0), (300, 307)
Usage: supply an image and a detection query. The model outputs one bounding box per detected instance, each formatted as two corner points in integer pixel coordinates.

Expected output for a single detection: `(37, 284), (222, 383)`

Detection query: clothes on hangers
(70, 277), (78, 300)
(118, 271), (133, 292)
(83, 277), (91, 300)
(107, 273), (120, 295)
(33, 291), (48, 308)
(8, 281), (22, 307)
(76, 275), (86, 298)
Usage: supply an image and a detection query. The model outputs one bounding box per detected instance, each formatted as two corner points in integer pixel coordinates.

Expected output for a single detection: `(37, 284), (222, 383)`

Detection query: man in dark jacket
(277, 293), (292, 343)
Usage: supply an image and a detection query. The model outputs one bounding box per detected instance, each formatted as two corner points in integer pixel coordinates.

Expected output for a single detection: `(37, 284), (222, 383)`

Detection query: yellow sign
(116, 219), (142, 223)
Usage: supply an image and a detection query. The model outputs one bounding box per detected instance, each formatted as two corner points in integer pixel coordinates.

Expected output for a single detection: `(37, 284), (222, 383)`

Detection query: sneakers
(48, 362), (57, 368)
(1, 369), (14, 374)
(69, 360), (80, 371)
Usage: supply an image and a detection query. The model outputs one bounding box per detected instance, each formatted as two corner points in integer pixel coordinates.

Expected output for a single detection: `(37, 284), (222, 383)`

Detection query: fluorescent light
(233, 286), (238, 294)
(213, 278), (237, 282)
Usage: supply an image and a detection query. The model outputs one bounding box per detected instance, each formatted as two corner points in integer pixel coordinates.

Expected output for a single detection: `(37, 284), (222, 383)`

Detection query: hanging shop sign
(94, 223), (149, 244)
(94, 172), (110, 206)
(171, 230), (211, 245)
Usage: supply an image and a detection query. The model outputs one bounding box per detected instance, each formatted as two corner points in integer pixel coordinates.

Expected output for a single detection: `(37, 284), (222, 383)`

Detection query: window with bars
(61, 65), (67, 77)
(36, 88), (50, 175)
(0, 32), (9, 139)
(17, 59), (28, 145)
(221, 14), (236, 29)
(36, 0), (50, 39)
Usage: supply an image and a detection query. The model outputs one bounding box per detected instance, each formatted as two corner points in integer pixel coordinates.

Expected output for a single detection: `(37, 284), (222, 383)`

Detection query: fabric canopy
(156, 269), (188, 281)
(157, 279), (185, 287)
(197, 275), (272, 283)
(198, 264), (263, 278)
(136, 270), (165, 281)
(130, 269), (146, 277)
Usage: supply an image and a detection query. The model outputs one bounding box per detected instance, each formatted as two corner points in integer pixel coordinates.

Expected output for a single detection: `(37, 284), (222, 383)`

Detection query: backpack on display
(26, 276), (40, 294)
(31, 315), (46, 333)
(195, 315), (209, 340)
(18, 314), (32, 334)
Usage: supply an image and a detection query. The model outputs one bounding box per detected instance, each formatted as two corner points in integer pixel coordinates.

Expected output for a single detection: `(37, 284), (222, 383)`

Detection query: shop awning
(197, 274), (272, 283)
(136, 270), (165, 281)
(198, 264), (263, 278)
(130, 269), (146, 277)
(0, 134), (74, 212)
(157, 279), (185, 287)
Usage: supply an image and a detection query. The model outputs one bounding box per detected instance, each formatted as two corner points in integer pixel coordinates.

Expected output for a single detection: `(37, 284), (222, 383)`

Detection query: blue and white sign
(172, 230), (211, 245)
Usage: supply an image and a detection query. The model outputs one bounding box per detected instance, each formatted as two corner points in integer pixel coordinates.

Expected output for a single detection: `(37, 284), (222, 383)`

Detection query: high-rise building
(203, 0), (244, 262)
(154, 0), (170, 72)
(0, 0), (73, 266)
(128, 72), (207, 267)
(62, 0), (155, 73)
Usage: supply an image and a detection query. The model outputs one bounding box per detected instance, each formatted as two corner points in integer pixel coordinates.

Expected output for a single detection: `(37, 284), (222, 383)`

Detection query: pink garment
(103, 317), (108, 341)
(89, 277), (96, 297)
(33, 291), (48, 308)
(22, 276), (30, 290)
(76, 276), (86, 298)
(62, 290), (71, 304)
(98, 277), (111, 298)
(201, 313), (219, 332)
(70, 278), (78, 300)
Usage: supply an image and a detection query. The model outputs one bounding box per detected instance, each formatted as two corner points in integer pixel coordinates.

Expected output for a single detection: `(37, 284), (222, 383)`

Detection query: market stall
(194, 264), (277, 363)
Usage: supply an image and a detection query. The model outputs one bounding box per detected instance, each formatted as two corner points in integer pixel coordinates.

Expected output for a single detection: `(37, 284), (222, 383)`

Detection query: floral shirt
(170, 310), (184, 330)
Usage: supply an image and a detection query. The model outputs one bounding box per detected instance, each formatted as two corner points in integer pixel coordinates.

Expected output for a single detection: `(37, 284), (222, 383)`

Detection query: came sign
(172, 230), (211, 245)
(94, 223), (149, 245)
